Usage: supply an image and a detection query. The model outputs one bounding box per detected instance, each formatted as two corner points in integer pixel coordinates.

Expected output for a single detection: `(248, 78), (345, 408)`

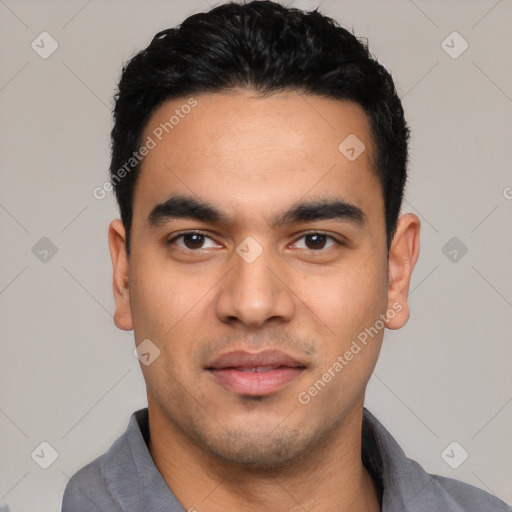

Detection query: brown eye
(182, 233), (205, 249)
(168, 232), (221, 250)
(304, 234), (327, 249)
(292, 233), (338, 251)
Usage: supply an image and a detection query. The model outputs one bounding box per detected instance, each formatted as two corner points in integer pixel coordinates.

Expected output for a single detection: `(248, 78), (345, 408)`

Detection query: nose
(214, 245), (295, 328)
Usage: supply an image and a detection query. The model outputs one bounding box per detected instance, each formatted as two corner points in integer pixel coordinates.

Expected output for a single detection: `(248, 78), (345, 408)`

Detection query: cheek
(130, 269), (205, 393)
(298, 257), (388, 346)
(129, 255), (218, 374)
(297, 263), (387, 413)
(129, 257), (198, 341)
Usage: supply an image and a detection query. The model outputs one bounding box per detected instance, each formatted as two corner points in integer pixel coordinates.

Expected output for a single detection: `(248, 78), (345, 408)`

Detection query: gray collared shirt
(61, 408), (510, 511)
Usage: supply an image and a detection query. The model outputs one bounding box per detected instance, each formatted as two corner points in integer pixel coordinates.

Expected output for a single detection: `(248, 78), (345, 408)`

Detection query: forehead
(133, 91), (382, 227)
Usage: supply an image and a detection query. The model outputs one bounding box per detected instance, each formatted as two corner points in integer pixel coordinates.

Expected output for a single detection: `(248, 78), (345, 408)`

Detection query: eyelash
(166, 230), (344, 251)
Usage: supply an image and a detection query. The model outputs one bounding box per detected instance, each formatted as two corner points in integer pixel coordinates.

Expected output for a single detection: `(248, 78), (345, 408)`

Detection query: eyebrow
(147, 194), (365, 229)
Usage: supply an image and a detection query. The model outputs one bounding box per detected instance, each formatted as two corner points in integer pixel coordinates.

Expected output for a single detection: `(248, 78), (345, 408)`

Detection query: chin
(197, 425), (317, 469)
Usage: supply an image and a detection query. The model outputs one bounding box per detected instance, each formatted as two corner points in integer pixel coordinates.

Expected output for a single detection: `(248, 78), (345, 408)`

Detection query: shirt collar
(103, 408), (185, 511)
(361, 408), (465, 511)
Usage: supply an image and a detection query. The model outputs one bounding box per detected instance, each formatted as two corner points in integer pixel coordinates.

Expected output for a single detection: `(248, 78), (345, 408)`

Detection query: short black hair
(110, 0), (409, 254)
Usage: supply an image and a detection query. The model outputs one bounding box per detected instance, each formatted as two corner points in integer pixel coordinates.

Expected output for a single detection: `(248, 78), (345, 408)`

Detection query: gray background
(0, 0), (511, 510)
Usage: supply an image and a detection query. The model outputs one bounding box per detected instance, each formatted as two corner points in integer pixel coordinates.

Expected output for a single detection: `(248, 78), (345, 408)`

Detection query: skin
(108, 90), (420, 512)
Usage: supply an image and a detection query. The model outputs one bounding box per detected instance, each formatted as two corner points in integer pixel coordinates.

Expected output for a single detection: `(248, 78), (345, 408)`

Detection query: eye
(291, 232), (340, 251)
(168, 231), (221, 250)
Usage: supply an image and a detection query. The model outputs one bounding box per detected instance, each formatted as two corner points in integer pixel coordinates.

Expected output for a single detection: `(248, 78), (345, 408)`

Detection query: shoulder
(61, 452), (122, 512)
(431, 473), (511, 512)
(60, 409), (148, 512)
(361, 409), (510, 512)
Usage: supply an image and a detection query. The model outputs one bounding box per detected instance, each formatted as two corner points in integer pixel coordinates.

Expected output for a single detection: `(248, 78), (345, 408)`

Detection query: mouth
(206, 350), (307, 396)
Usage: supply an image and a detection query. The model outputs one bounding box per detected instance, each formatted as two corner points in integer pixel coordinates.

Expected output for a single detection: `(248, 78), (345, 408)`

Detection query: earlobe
(108, 219), (134, 331)
(385, 213), (421, 330)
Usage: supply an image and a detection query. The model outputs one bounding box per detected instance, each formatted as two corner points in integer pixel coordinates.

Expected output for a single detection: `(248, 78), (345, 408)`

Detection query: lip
(206, 350), (307, 396)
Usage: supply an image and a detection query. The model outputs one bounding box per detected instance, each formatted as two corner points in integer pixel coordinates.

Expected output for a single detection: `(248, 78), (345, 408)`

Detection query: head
(108, 0), (419, 468)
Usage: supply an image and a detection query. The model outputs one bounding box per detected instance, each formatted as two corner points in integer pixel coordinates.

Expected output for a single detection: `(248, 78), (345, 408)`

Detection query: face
(109, 90), (419, 467)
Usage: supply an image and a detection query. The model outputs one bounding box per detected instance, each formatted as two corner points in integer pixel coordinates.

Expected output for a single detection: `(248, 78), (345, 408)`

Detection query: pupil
(185, 234), (204, 248)
(306, 234), (325, 249)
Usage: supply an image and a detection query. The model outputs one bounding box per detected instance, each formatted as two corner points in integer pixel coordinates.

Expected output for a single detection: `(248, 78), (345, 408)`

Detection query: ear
(385, 213), (420, 330)
(108, 219), (133, 331)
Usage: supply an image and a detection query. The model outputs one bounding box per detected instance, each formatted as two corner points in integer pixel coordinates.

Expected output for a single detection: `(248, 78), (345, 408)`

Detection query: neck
(148, 402), (381, 512)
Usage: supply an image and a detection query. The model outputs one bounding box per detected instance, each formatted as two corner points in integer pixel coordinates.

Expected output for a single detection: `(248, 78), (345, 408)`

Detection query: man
(61, 1), (510, 511)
